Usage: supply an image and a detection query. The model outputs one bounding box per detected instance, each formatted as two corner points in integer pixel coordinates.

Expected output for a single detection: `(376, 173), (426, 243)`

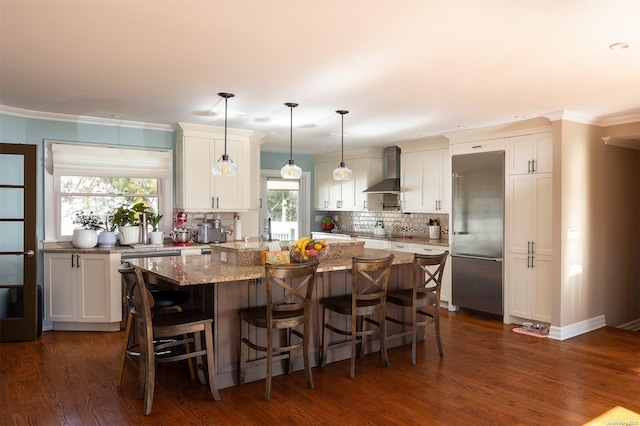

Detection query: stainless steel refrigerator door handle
(451, 254), (503, 262)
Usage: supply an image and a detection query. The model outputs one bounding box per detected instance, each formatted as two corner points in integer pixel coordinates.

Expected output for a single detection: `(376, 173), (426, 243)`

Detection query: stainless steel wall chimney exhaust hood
(363, 146), (401, 194)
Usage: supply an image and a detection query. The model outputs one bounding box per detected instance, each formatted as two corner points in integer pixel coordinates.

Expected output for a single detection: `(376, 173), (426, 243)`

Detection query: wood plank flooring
(2, 310), (639, 425)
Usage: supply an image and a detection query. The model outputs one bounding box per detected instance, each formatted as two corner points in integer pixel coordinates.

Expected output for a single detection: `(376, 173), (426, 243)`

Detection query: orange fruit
(314, 243), (322, 250)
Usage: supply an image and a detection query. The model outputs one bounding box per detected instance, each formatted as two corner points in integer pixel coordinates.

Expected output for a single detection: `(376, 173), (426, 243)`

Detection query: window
(44, 141), (172, 240)
(56, 176), (160, 236)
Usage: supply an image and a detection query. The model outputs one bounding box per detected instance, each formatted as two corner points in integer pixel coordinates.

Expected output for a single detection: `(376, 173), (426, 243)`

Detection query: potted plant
(110, 202), (151, 245)
(71, 211), (103, 248)
(147, 212), (164, 245)
(98, 214), (118, 248)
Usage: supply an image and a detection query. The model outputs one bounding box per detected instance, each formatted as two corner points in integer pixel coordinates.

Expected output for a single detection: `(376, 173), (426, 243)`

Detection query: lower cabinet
(508, 252), (552, 323)
(44, 252), (122, 331)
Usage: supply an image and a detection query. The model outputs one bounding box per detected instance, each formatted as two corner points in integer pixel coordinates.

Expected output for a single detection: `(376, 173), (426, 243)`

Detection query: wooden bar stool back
(116, 262), (192, 387)
(129, 267), (220, 415)
(238, 259), (320, 400)
(320, 254), (394, 379)
(386, 251), (448, 365)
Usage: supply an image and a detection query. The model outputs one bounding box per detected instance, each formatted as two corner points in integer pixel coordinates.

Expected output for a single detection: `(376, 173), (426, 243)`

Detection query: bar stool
(238, 260), (319, 400)
(130, 267), (220, 415)
(320, 254), (394, 379)
(386, 251), (448, 365)
(116, 262), (192, 387)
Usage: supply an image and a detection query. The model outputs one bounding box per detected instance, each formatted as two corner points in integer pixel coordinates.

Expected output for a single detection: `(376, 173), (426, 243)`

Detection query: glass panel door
(0, 144), (38, 341)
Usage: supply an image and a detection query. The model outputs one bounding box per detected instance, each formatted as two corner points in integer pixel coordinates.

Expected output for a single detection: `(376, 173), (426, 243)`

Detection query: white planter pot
(98, 231), (117, 248)
(72, 229), (98, 249)
(118, 226), (141, 245)
(149, 231), (164, 245)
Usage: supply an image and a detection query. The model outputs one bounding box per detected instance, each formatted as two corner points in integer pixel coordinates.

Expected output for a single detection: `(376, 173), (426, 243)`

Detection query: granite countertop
(127, 248), (415, 286)
(42, 239), (211, 254)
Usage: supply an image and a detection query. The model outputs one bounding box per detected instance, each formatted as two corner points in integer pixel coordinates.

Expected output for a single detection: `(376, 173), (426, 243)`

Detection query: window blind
(49, 143), (171, 179)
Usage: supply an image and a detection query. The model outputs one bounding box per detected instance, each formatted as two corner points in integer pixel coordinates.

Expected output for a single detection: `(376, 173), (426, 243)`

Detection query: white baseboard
(616, 318), (640, 331)
(548, 315), (606, 341)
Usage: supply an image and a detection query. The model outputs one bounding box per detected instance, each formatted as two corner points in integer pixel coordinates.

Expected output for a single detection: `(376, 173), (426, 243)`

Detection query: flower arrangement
(72, 211), (104, 230)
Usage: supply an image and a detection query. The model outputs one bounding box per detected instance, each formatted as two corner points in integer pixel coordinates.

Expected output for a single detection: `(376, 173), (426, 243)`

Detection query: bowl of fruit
(290, 237), (329, 262)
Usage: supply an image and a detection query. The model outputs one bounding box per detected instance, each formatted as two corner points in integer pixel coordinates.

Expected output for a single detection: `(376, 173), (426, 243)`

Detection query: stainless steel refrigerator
(451, 151), (504, 317)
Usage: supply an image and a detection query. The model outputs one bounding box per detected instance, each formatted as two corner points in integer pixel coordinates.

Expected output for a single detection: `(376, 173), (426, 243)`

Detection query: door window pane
(267, 178), (299, 241)
(0, 154), (23, 185)
(0, 222), (23, 252)
(0, 255), (23, 286)
(0, 188), (24, 218)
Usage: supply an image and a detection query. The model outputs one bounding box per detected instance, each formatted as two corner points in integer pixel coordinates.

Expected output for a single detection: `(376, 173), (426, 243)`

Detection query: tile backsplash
(322, 211), (449, 240)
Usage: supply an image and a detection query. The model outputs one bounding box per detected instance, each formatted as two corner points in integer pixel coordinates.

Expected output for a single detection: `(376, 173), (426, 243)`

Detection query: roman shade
(48, 142), (171, 179)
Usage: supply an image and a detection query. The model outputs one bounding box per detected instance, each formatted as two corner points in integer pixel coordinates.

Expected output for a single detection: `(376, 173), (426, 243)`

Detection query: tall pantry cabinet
(507, 132), (553, 323)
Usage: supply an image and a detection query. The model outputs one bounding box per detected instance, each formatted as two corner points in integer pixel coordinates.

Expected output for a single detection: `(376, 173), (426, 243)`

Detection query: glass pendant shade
(281, 159), (302, 179)
(333, 110), (351, 181)
(333, 161), (352, 180)
(280, 102), (302, 179)
(212, 92), (237, 176)
(212, 154), (237, 176)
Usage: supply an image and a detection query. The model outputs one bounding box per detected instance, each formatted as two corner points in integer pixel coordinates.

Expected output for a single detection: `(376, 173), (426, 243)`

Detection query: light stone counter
(127, 248), (414, 286)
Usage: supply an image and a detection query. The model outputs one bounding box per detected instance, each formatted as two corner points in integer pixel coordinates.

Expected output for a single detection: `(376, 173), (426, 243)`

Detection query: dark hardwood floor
(2, 310), (639, 425)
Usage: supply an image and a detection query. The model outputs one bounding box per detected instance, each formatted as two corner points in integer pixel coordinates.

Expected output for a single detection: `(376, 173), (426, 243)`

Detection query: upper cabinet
(508, 132), (552, 175)
(174, 123), (263, 212)
(397, 138), (450, 213)
(313, 148), (383, 211)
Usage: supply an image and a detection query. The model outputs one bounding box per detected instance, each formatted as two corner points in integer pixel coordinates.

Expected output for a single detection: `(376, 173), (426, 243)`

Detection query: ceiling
(1, 1), (639, 155)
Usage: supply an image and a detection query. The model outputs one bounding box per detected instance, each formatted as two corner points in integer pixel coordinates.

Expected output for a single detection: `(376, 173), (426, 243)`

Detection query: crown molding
(0, 105), (173, 132)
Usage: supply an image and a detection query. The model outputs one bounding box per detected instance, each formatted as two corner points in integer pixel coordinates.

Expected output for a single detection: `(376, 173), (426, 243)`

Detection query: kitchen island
(127, 243), (417, 389)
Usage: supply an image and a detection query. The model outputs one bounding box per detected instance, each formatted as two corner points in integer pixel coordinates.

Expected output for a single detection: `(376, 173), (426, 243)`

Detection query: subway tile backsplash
(323, 211), (449, 240)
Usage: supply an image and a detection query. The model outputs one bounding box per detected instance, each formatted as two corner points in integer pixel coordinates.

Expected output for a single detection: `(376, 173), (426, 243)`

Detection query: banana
(300, 239), (311, 252)
(296, 237), (311, 251)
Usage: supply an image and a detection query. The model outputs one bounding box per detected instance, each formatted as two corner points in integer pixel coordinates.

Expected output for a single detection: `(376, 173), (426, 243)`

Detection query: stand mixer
(171, 211), (196, 246)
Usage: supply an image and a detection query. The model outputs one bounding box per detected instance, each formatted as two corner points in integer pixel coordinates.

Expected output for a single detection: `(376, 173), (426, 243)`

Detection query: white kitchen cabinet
(44, 252), (121, 330)
(356, 237), (389, 250)
(508, 132), (552, 175)
(508, 253), (552, 322)
(506, 131), (553, 322)
(507, 173), (553, 257)
(341, 157), (384, 211)
(174, 123), (263, 212)
(400, 147), (450, 213)
(313, 149), (383, 211)
(314, 161), (342, 210)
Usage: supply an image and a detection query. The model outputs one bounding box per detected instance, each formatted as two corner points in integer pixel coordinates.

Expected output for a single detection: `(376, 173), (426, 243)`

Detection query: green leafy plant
(72, 211), (104, 230)
(110, 202), (151, 227)
(148, 213), (163, 232)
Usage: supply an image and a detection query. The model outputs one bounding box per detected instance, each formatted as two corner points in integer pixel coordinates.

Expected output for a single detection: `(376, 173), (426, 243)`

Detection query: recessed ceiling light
(609, 42), (629, 50)
(515, 115), (526, 120)
(329, 132), (349, 137)
(457, 125), (466, 129)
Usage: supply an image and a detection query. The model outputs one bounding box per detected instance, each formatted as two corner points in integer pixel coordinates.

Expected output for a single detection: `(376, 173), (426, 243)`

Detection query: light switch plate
(568, 227), (579, 240)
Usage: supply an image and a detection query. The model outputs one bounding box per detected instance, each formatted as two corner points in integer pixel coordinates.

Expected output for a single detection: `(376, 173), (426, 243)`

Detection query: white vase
(98, 231), (117, 247)
(149, 231), (164, 245)
(72, 229), (98, 249)
(118, 225), (141, 245)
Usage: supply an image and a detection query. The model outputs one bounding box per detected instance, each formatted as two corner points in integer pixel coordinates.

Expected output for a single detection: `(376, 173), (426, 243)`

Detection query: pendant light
(333, 110), (352, 181)
(212, 92), (237, 176)
(280, 102), (302, 179)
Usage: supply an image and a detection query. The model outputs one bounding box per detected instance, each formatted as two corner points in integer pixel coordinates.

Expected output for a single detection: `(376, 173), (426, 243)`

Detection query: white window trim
(43, 140), (173, 241)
